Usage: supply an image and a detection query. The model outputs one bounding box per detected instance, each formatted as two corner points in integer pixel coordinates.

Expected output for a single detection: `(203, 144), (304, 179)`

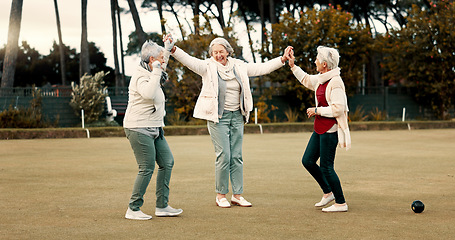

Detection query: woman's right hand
(288, 49), (295, 68)
(152, 60), (162, 70)
(163, 33), (176, 53)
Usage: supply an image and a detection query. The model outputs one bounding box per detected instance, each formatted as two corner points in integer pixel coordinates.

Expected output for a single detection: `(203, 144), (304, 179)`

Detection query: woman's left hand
(281, 46), (293, 64)
(307, 107), (317, 118)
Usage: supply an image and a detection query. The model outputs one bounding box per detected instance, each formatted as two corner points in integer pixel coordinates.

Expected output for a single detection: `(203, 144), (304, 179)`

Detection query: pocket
(195, 96), (217, 115)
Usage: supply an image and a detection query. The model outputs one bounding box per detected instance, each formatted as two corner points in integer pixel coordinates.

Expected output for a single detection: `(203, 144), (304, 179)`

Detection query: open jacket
(123, 65), (166, 128)
(172, 46), (284, 123)
(291, 66), (351, 150)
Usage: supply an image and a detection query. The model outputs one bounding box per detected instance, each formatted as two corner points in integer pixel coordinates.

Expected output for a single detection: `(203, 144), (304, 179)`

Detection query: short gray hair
(316, 46), (340, 70)
(140, 40), (164, 63)
(209, 37), (234, 56)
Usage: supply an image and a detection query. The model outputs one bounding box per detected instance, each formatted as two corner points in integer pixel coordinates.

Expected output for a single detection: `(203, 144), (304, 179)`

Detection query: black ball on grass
(411, 200), (425, 213)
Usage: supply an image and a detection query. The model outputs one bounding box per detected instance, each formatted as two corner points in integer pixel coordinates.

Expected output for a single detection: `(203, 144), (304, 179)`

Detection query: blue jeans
(125, 128), (174, 210)
(302, 131), (346, 204)
(208, 110), (244, 195)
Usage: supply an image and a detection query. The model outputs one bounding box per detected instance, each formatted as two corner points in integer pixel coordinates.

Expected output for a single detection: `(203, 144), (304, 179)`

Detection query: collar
(317, 67), (340, 85)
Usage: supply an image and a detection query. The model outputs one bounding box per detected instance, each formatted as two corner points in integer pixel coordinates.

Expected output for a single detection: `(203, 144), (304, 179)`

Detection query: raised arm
(245, 46), (293, 77)
(136, 61), (163, 100)
(288, 49), (318, 91)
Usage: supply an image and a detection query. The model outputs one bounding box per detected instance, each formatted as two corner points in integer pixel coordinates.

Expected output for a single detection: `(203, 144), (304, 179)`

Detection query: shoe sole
(125, 215), (152, 220)
(155, 211), (183, 217)
(322, 209), (348, 213)
(216, 202), (231, 208)
(231, 201), (252, 207)
(314, 198), (335, 207)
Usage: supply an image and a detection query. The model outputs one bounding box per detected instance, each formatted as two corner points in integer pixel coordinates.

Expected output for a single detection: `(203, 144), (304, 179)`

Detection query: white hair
(209, 37), (234, 56)
(140, 40), (164, 63)
(316, 46), (340, 70)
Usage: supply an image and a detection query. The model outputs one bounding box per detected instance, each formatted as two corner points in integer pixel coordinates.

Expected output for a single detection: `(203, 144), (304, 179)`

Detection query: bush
(349, 105), (368, 122)
(284, 108), (301, 122)
(70, 71), (108, 124)
(0, 88), (54, 128)
(369, 107), (387, 121)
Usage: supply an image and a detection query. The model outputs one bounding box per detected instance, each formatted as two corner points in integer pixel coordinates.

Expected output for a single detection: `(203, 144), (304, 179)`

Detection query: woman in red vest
(287, 46), (351, 212)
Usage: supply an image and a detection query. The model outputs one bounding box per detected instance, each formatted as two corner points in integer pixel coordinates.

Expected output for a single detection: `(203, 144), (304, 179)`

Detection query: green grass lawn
(1, 129), (454, 239)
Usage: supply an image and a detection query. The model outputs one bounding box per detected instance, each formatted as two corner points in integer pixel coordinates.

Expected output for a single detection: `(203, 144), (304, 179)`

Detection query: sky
(0, 0), (260, 79)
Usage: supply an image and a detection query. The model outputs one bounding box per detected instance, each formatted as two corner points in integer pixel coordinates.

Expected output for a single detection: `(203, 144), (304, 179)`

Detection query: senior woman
(167, 35), (292, 208)
(123, 39), (182, 220)
(288, 46), (351, 212)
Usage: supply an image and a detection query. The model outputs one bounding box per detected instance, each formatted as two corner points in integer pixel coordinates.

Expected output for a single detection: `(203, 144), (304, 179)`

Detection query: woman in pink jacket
(288, 46), (351, 212)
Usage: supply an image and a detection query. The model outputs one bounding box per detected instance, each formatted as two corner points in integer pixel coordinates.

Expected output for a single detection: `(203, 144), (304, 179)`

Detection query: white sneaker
(322, 204), (348, 212)
(231, 196), (252, 207)
(125, 208), (152, 220)
(155, 205), (183, 217)
(216, 197), (231, 208)
(314, 194), (335, 207)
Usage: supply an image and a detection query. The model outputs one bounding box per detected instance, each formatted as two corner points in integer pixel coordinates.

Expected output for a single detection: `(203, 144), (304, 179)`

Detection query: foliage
(0, 41), (114, 87)
(166, 111), (187, 126)
(70, 71), (108, 123)
(368, 107), (387, 121)
(0, 88), (54, 128)
(125, 32), (164, 56)
(263, 6), (374, 113)
(252, 96), (278, 123)
(349, 105), (368, 121)
(378, 0), (455, 119)
(283, 108), (301, 122)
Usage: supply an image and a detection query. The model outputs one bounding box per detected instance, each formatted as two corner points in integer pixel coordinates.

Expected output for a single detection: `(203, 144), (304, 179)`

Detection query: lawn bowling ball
(411, 200), (425, 213)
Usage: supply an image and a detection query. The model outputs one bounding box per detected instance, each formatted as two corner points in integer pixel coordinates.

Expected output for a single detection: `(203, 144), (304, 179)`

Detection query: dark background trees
(1, 0), (453, 120)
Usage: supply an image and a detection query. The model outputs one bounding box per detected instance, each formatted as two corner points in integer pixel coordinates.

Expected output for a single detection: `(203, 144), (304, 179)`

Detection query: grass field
(1, 129), (454, 239)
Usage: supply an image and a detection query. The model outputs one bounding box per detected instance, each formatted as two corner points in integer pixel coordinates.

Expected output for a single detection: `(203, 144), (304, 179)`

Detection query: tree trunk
(110, 0), (121, 89)
(53, 0), (67, 85)
(166, 0), (186, 40)
(214, 0), (226, 37)
(156, 0), (166, 34)
(238, 3), (256, 63)
(126, 0), (147, 45)
(192, 0), (200, 35)
(115, 0), (125, 87)
(258, 0), (266, 55)
(1, 0), (23, 88)
(80, 0), (90, 78)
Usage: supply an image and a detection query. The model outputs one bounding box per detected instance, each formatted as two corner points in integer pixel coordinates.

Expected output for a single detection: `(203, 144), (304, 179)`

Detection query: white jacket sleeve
(172, 47), (207, 76)
(136, 67), (162, 100)
(246, 57), (284, 77)
(317, 88), (346, 118)
(291, 66), (318, 91)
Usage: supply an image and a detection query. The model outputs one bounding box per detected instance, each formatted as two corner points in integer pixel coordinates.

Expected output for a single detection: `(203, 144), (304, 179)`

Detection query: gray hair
(316, 46), (340, 70)
(140, 40), (164, 63)
(209, 37), (234, 56)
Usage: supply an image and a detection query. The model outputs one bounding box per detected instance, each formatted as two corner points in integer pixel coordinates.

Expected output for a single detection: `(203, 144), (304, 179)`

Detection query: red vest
(314, 80), (337, 134)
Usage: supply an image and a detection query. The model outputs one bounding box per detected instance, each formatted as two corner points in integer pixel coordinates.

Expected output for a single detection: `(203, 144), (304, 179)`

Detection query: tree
(115, 0), (126, 86)
(70, 71), (109, 123)
(110, 0), (122, 88)
(53, 0), (67, 85)
(380, 0), (455, 119)
(127, 0), (147, 45)
(1, 0), (23, 89)
(263, 7), (373, 112)
(80, 0), (91, 78)
(0, 41), (115, 87)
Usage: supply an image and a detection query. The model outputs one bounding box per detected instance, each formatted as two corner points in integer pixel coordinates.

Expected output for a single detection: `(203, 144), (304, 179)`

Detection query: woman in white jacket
(288, 46), (351, 212)
(123, 40), (182, 220)
(168, 36), (292, 208)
